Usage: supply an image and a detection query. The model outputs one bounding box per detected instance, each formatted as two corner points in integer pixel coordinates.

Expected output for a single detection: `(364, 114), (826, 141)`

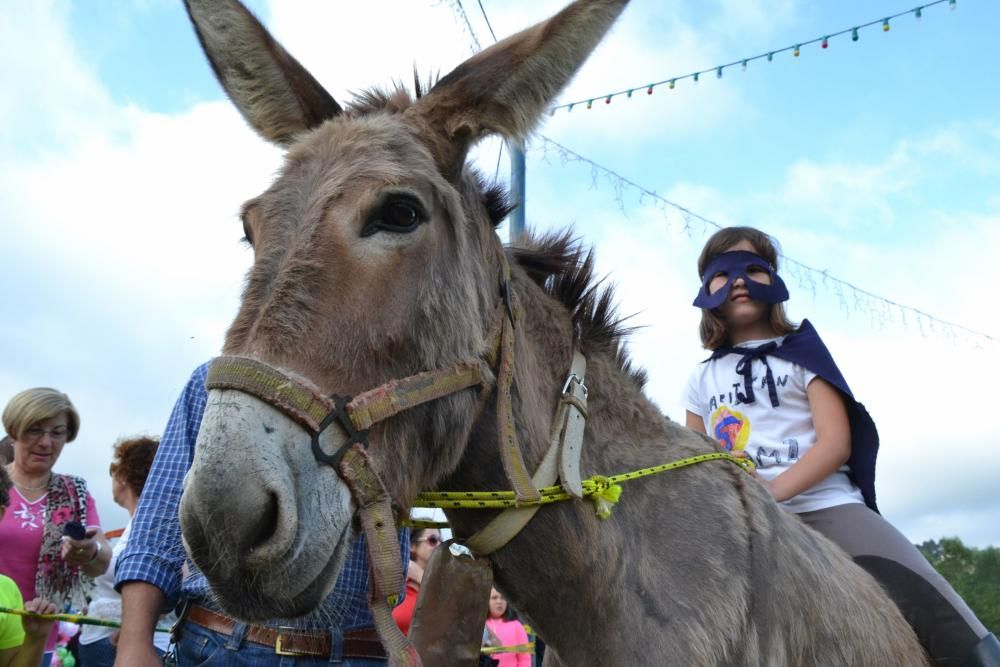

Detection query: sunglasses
(417, 535), (441, 546)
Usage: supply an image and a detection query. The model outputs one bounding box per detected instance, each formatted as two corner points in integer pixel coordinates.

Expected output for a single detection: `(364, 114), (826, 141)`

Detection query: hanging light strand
(533, 134), (994, 347)
(550, 0), (955, 114)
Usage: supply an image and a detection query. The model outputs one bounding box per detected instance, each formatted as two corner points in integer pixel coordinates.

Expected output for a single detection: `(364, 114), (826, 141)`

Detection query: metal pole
(509, 139), (526, 242)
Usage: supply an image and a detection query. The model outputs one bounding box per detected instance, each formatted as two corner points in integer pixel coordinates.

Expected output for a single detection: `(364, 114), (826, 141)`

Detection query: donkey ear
(184, 0), (342, 146)
(407, 0), (628, 176)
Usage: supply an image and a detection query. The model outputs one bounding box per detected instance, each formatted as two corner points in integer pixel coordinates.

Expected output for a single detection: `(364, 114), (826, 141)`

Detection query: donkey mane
(511, 231), (647, 388)
(348, 75), (427, 117)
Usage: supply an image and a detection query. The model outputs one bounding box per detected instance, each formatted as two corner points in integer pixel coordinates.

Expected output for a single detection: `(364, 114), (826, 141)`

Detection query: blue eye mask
(692, 250), (789, 309)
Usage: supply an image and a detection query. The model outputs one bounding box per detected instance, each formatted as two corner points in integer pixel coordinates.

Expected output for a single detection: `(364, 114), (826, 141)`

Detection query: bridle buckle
(310, 394), (370, 469)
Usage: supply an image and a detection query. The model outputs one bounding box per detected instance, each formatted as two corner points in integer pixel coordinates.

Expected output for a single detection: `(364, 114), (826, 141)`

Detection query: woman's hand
(20, 598), (56, 640)
(60, 527), (111, 575)
(60, 529), (99, 566)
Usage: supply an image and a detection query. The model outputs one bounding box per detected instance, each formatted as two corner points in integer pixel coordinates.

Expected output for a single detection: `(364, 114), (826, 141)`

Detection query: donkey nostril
(247, 491), (280, 552)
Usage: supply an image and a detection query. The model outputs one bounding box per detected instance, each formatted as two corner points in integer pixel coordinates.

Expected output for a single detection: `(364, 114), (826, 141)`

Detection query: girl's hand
(21, 598), (57, 640)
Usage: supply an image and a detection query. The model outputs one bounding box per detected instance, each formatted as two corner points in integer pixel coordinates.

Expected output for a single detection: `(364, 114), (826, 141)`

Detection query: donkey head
(178, 0), (627, 620)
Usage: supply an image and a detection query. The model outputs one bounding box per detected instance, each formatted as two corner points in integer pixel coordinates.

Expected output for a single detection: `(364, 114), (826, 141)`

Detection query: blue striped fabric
(116, 362), (408, 631)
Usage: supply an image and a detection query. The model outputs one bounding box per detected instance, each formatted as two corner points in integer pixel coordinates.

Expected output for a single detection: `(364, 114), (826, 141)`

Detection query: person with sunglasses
(392, 528), (441, 635)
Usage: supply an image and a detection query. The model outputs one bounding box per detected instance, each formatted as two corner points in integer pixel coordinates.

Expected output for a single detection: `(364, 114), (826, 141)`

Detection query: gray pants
(800, 502), (989, 666)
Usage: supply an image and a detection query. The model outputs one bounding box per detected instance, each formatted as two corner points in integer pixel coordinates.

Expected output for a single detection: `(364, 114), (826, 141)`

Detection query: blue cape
(708, 319), (880, 513)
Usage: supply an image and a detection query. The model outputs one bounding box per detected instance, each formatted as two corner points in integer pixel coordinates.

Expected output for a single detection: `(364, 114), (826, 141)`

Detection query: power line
(477, 0), (498, 42)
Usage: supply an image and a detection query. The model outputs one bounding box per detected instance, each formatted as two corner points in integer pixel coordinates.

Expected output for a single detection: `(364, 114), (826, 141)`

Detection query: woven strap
(349, 361), (485, 431)
(465, 348), (588, 555)
(208, 356), (485, 438)
(465, 430), (559, 555)
(339, 446), (422, 667)
(206, 356), (332, 431)
(496, 309), (541, 505)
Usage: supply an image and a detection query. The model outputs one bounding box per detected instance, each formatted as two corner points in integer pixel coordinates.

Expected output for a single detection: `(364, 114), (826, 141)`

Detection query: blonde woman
(0, 388), (111, 667)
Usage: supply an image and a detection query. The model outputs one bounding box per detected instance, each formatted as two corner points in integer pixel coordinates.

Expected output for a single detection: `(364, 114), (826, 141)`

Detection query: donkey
(177, 0), (928, 665)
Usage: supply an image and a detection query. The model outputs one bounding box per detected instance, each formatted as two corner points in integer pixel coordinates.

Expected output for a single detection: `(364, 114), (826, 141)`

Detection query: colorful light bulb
(716, 66), (723, 79)
(793, 45), (800, 57)
(647, 85), (654, 95)
(668, 79), (675, 89)
(767, 52), (774, 62)
(693, 72), (699, 83)
(914, 6), (922, 19)
(883, 18), (890, 31)
(586, 99), (593, 109)
(852, 27), (859, 42)
(605, 95), (612, 104)
(821, 36), (829, 49)
(741, 59), (748, 71)
(949, 0), (957, 10)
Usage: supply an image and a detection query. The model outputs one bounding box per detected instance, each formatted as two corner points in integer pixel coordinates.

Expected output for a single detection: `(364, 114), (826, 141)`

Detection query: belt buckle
(274, 627), (307, 656)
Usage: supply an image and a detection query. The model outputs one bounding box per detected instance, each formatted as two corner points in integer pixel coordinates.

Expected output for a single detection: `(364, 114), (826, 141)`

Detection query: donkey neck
(437, 257), (693, 659)
(442, 260), (673, 530)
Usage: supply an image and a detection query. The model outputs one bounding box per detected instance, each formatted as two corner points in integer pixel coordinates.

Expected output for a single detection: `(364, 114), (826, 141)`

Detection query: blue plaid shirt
(116, 362), (408, 631)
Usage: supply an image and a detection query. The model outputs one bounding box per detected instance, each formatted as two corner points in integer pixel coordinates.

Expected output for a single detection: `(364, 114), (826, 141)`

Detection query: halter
(203, 257), (557, 666)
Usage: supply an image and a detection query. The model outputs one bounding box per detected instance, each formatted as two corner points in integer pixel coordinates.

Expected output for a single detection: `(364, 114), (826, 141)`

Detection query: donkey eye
(385, 202), (418, 228)
(361, 196), (428, 237)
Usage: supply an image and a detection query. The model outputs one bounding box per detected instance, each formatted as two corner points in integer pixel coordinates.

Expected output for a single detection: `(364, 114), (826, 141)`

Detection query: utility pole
(508, 139), (526, 242)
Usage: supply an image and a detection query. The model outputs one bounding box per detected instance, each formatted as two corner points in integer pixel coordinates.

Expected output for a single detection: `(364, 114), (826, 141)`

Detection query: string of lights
(550, 0), (958, 114)
(441, 0), (992, 346)
(533, 135), (994, 347)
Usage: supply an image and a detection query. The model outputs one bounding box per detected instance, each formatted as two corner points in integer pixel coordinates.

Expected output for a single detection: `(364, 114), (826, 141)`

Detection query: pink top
(0, 486), (101, 651)
(485, 617), (531, 667)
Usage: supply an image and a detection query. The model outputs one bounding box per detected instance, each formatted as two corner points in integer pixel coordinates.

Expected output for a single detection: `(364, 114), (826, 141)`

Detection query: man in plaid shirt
(115, 363), (408, 666)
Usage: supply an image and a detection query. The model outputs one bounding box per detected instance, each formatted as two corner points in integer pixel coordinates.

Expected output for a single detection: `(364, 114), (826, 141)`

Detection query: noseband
(202, 259), (540, 667)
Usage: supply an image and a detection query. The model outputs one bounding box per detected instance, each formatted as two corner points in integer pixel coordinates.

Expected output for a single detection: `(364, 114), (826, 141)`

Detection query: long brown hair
(696, 227), (796, 349)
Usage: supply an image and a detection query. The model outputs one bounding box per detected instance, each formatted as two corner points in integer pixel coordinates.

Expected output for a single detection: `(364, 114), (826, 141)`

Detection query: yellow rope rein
(408, 452), (753, 522)
(481, 642), (535, 655)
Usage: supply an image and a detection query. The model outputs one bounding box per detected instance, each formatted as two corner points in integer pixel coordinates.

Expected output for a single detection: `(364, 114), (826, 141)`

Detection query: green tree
(918, 537), (1000, 634)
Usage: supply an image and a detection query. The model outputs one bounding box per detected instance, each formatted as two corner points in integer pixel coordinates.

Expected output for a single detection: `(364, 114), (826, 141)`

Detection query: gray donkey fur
(178, 0), (929, 664)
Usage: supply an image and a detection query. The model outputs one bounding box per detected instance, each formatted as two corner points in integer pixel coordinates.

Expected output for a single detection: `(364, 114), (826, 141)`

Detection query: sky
(1, 0), (998, 548)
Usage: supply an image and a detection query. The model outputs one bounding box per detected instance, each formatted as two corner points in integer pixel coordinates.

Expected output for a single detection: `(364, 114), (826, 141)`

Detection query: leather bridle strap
(206, 356), (489, 467)
(339, 445), (422, 667)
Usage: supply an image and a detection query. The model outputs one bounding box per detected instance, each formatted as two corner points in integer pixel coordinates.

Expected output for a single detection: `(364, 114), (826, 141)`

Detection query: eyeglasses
(23, 426), (69, 442)
(417, 535), (441, 546)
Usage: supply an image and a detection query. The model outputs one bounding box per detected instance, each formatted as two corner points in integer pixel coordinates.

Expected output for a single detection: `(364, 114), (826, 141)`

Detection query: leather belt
(183, 604), (387, 659)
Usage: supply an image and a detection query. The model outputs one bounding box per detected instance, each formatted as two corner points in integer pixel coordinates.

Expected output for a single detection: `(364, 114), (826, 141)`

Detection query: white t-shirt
(79, 520), (175, 651)
(683, 336), (863, 514)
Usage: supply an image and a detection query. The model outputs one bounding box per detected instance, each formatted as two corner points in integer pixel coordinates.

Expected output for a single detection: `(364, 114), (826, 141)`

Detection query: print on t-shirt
(752, 437), (801, 468)
(12, 502), (42, 530)
(710, 405), (750, 453)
